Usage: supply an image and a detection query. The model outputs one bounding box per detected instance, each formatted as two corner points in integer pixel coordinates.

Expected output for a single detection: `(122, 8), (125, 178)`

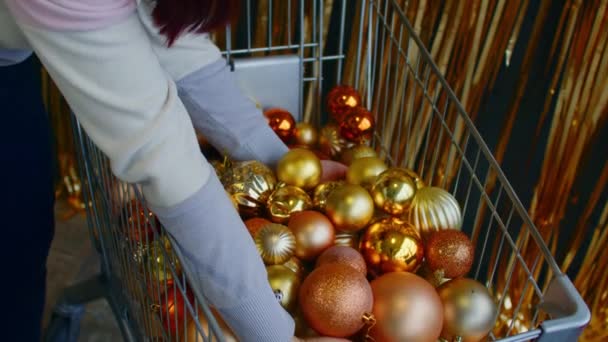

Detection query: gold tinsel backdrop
(44, 0), (607, 339)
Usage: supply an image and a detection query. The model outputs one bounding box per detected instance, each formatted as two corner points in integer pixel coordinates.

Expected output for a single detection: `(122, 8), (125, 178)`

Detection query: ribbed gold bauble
(407, 186), (462, 239)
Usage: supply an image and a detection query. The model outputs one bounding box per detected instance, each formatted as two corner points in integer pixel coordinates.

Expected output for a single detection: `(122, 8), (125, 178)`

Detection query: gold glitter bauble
(407, 186), (463, 239)
(346, 156), (388, 189)
(370, 168), (417, 215)
(340, 145), (378, 165)
(267, 185), (313, 223)
(299, 263), (373, 338)
(438, 278), (498, 342)
(267, 265), (301, 313)
(221, 160), (277, 218)
(254, 223), (296, 265)
(312, 180), (344, 211)
(360, 217), (424, 276)
(276, 148), (322, 190)
(319, 123), (354, 158)
(325, 184), (374, 232)
(293, 122), (319, 146)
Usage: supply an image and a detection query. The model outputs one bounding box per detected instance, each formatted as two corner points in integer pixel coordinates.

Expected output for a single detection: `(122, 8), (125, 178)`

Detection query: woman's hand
(320, 159), (348, 182)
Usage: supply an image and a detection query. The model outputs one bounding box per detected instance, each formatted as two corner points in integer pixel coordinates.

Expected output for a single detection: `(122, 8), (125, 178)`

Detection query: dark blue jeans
(1, 56), (55, 341)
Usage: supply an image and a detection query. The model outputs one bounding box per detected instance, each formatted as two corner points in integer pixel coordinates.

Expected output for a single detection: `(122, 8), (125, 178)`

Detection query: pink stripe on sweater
(5, 0), (137, 31)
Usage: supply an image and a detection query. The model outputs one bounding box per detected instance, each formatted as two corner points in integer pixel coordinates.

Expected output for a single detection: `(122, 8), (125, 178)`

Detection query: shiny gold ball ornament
(312, 180), (344, 211)
(299, 263), (373, 337)
(408, 186), (463, 239)
(294, 122), (318, 146)
(267, 185), (312, 223)
(316, 245), (367, 276)
(276, 148), (322, 190)
(437, 278), (498, 342)
(221, 160), (277, 218)
(403, 168), (425, 189)
(340, 145), (377, 165)
(360, 217), (424, 276)
(371, 168), (417, 215)
(319, 123), (354, 158)
(370, 272), (444, 342)
(266, 265), (301, 313)
(325, 184), (375, 232)
(288, 210), (336, 261)
(254, 223), (296, 265)
(346, 156), (388, 189)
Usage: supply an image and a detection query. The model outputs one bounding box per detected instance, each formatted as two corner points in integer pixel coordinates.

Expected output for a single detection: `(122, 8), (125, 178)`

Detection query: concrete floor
(45, 201), (122, 341)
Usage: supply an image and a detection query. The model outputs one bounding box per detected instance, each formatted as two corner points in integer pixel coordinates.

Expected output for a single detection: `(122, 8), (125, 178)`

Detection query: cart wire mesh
(63, 0), (589, 341)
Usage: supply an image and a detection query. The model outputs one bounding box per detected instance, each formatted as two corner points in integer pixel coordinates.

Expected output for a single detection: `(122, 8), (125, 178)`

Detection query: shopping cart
(44, 1), (590, 341)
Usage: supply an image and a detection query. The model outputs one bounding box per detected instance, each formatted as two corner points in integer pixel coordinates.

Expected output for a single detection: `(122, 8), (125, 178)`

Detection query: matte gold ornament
(340, 145), (377, 165)
(221, 160), (277, 218)
(437, 278), (498, 342)
(267, 265), (301, 313)
(293, 122), (318, 146)
(254, 223), (296, 265)
(312, 180), (344, 211)
(325, 184), (375, 232)
(276, 148), (322, 190)
(408, 186), (463, 239)
(288, 210), (336, 261)
(346, 156), (388, 189)
(334, 230), (361, 249)
(360, 217), (424, 276)
(371, 168), (417, 216)
(319, 123), (354, 159)
(267, 185), (312, 223)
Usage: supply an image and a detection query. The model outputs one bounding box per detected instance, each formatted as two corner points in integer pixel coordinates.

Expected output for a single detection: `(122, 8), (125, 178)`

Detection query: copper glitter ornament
(325, 184), (375, 232)
(408, 186), (463, 239)
(346, 156), (388, 189)
(221, 160), (277, 218)
(360, 217), (424, 276)
(319, 123), (354, 159)
(339, 107), (375, 143)
(267, 185), (312, 223)
(312, 180), (344, 211)
(326, 85), (362, 122)
(276, 148), (322, 190)
(299, 263), (373, 338)
(316, 245), (367, 276)
(370, 168), (417, 216)
(294, 122), (319, 146)
(264, 108), (296, 142)
(425, 230), (474, 279)
(254, 223), (296, 265)
(288, 210), (336, 261)
(340, 145), (378, 166)
(267, 264), (301, 313)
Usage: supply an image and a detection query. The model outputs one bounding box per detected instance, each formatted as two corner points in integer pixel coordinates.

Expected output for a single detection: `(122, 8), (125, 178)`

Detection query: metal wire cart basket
(46, 0), (590, 341)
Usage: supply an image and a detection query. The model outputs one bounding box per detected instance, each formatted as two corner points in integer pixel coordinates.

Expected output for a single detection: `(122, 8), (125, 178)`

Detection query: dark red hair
(152, 0), (239, 46)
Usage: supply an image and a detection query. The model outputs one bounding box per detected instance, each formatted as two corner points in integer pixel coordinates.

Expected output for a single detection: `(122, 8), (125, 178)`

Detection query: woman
(0, 1), (347, 341)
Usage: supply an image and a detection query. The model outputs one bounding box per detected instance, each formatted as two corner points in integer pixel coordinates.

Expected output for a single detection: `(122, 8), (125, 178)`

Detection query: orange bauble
(425, 230), (474, 279)
(299, 263), (373, 337)
(326, 85), (362, 121)
(264, 108), (296, 143)
(316, 245), (367, 276)
(157, 284), (193, 336)
(370, 272), (443, 342)
(244, 217), (272, 238)
(288, 210), (336, 261)
(339, 107), (375, 142)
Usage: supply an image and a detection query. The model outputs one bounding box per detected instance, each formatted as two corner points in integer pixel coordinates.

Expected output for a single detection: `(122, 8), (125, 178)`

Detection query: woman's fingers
(320, 159), (348, 182)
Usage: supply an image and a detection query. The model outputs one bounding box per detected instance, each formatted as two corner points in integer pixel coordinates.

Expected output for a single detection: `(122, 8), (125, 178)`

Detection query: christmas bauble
(325, 184), (374, 232)
(316, 245), (367, 276)
(370, 272), (443, 342)
(360, 217), (424, 276)
(326, 85), (362, 121)
(121, 200), (159, 243)
(334, 230), (361, 249)
(147, 239), (181, 283)
(283, 256), (306, 279)
(339, 107), (375, 142)
(277, 148), (322, 190)
(294, 122), (319, 146)
(312, 180), (344, 211)
(221, 160), (277, 218)
(264, 108), (296, 142)
(299, 263), (373, 337)
(407, 186), (462, 239)
(155, 284), (193, 336)
(254, 223), (296, 265)
(370, 168), (417, 216)
(244, 217), (272, 238)
(425, 230), (474, 278)
(340, 145), (377, 165)
(288, 210), (335, 261)
(319, 123), (354, 159)
(418, 263), (451, 288)
(403, 168), (425, 189)
(185, 308), (238, 342)
(346, 156), (388, 189)
(267, 185), (313, 223)
(267, 265), (301, 313)
(437, 278), (497, 342)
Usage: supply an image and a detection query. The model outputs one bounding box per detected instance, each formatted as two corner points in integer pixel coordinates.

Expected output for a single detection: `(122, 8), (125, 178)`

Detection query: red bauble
(326, 85), (362, 122)
(339, 107), (375, 143)
(158, 284), (193, 336)
(425, 230), (475, 279)
(264, 108), (296, 143)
